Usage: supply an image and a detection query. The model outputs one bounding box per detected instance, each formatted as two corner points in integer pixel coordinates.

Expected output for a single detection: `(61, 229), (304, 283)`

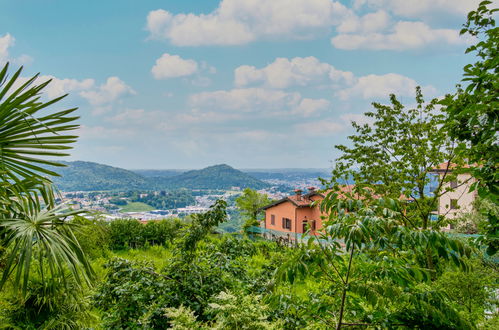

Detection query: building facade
(432, 163), (477, 219)
(261, 187), (328, 237)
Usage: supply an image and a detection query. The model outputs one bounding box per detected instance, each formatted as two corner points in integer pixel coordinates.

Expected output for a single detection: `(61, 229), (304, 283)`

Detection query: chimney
(308, 186), (316, 193)
(294, 189), (302, 200)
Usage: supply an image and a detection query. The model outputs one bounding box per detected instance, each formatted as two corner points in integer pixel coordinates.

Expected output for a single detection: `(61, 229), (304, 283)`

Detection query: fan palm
(0, 62), (93, 296)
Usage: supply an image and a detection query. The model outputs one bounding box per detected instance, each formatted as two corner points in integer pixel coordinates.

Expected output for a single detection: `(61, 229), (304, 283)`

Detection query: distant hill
(132, 169), (185, 178)
(50, 161), (150, 191)
(162, 164), (269, 190)
(48, 161), (268, 191)
(244, 168), (330, 181)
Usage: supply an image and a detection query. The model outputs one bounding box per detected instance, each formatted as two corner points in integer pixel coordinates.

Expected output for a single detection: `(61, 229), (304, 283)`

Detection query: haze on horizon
(0, 0), (484, 169)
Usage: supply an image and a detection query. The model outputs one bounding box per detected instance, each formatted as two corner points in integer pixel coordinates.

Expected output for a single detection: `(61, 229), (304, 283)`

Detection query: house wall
(264, 194), (327, 235)
(295, 195), (326, 234)
(264, 200), (297, 232)
(437, 173), (477, 219)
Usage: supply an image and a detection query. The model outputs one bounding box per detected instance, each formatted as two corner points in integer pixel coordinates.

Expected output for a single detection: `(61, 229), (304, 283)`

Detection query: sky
(0, 0), (491, 169)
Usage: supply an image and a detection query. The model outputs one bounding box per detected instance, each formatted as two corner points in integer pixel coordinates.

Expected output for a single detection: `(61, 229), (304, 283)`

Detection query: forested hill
(48, 161), (268, 191)
(50, 161), (150, 191)
(153, 164), (270, 190)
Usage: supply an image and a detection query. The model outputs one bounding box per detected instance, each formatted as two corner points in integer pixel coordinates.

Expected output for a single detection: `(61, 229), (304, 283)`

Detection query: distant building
(431, 163), (477, 219)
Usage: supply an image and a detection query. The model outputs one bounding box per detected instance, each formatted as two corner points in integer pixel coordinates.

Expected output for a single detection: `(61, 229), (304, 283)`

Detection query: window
(450, 199), (458, 210)
(282, 217), (292, 229)
(302, 221), (308, 233)
(450, 180), (458, 189)
(311, 220), (316, 231)
(270, 214), (275, 225)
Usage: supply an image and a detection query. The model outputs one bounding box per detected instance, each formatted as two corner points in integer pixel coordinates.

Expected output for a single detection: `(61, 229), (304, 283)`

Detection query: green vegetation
(131, 189), (195, 210)
(0, 62), (94, 327)
(440, 1), (498, 255)
(157, 164), (269, 190)
(235, 188), (272, 231)
(0, 2), (497, 328)
(51, 161), (151, 191)
(50, 161), (269, 192)
(119, 201), (156, 212)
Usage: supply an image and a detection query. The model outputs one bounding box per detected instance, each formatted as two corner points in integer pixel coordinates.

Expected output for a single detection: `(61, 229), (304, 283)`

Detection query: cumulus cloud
(337, 73), (436, 100)
(80, 77), (135, 106)
(151, 53), (198, 79)
(146, 0), (350, 46)
(353, 0), (482, 19)
(0, 33), (32, 65)
(337, 10), (390, 34)
(235, 56), (355, 89)
(35, 75), (95, 99)
(8, 74), (95, 99)
(332, 21), (466, 50)
(189, 88), (329, 117)
(0, 33), (14, 63)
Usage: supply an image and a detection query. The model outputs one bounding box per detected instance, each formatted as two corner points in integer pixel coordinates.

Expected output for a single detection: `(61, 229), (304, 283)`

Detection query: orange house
(261, 187), (328, 237)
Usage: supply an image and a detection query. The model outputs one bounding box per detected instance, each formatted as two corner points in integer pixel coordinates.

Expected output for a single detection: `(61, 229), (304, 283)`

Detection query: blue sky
(0, 0), (489, 169)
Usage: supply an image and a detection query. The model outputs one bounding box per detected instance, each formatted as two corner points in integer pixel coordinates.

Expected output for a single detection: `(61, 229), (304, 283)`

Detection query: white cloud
(337, 10), (390, 34)
(337, 73), (435, 100)
(8, 74), (94, 100)
(0, 33), (15, 63)
(189, 87), (328, 117)
(294, 120), (344, 136)
(80, 77), (135, 106)
(146, 0), (350, 46)
(0, 33), (32, 65)
(332, 21), (466, 50)
(235, 56), (355, 88)
(151, 53), (198, 79)
(35, 75), (95, 99)
(353, 0), (482, 19)
(294, 98), (330, 117)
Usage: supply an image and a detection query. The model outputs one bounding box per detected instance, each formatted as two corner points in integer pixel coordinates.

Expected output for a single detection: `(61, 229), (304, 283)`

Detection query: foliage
(235, 188), (272, 232)
(279, 188), (473, 329)
(0, 63), (92, 297)
(72, 216), (111, 259)
(452, 197), (498, 234)
(108, 218), (184, 250)
(440, 0), (499, 255)
(435, 258), (498, 323)
(131, 189), (195, 210)
(1, 277), (98, 329)
(207, 290), (283, 329)
(331, 87), (458, 229)
(163, 305), (199, 329)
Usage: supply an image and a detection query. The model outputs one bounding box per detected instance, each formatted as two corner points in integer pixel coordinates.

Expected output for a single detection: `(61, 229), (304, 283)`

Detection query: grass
(120, 202), (155, 212)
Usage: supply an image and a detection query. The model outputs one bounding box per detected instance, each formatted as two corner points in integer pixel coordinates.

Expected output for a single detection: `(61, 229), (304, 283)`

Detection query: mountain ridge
(48, 161), (268, 191)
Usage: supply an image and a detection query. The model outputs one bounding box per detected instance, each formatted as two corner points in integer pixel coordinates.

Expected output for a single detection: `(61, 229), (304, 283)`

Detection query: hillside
(160, 164), (269, 190)
(132, 169), (185, 178)
(48, 161), (268, 191)
(50, 161), (150, 191)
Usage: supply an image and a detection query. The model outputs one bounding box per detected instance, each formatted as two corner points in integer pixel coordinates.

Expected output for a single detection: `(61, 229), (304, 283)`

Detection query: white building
(432, 163), (477, 219)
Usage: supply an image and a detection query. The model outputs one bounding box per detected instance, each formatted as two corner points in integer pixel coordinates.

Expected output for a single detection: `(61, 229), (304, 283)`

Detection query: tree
(0, 63), (93, 296)
(331, 87), (460, 230)
(279, 190), (472, 329)
(440, 0), (498, 255)
(235, 188), (271, 231)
